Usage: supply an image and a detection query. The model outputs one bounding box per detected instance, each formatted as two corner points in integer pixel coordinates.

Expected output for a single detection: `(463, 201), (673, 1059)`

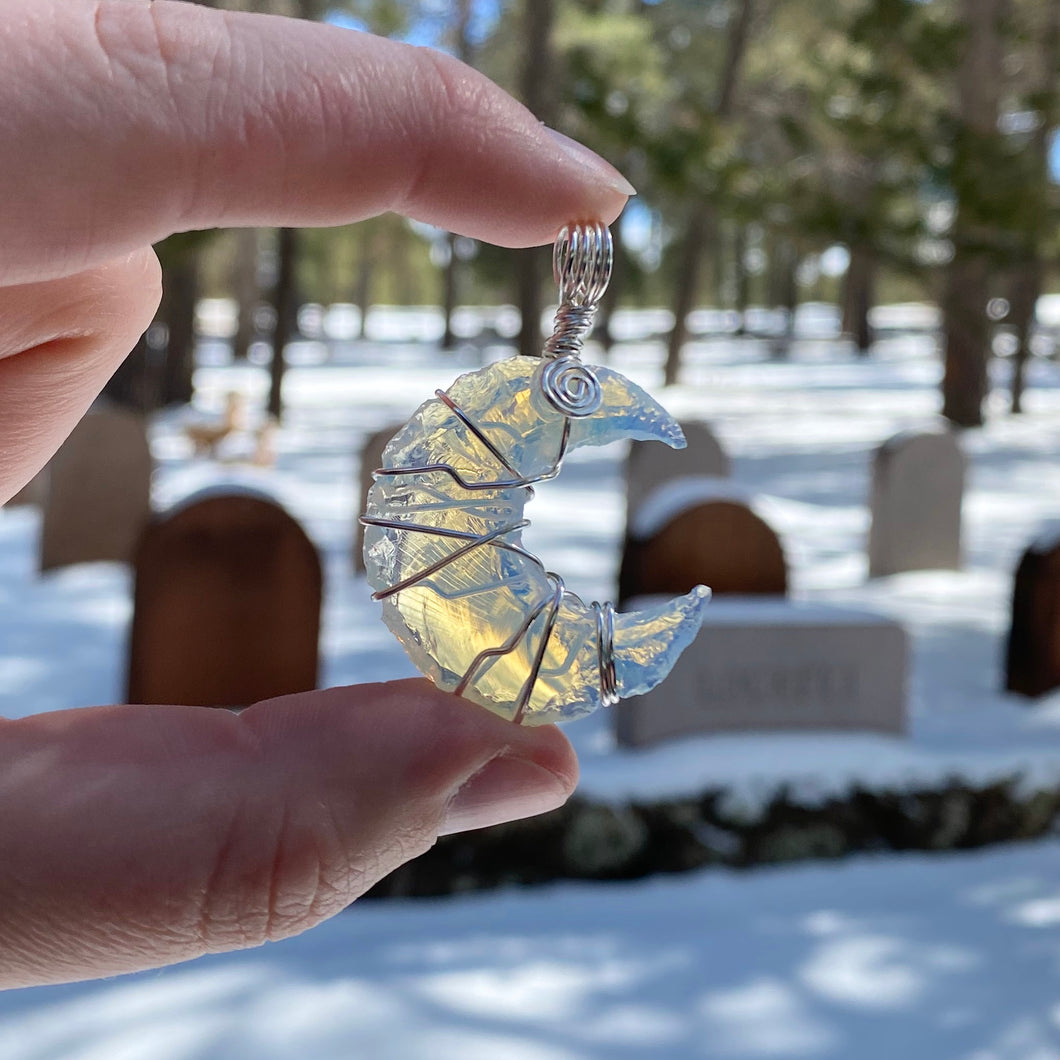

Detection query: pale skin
(0, 0), (631, 988)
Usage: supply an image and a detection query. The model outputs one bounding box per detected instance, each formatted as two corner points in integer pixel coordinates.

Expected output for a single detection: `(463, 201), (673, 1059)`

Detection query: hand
(0, 0), (631, 988)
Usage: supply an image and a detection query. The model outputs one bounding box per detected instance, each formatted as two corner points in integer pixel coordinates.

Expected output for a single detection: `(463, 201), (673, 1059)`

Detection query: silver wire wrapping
(362, 222), (620, 722)
(549, 221), (613, 319)
(363, 389), (573, 722)
(540, 221), (612, 417)
(593, 600), (619, 707)
(540, 356), (601, 417)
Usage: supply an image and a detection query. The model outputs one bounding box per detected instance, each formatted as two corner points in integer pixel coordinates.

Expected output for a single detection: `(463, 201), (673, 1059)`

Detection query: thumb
(0, 680), (577, 987)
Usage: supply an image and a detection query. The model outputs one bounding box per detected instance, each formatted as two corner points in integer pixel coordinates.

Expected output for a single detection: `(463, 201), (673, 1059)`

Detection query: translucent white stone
(363, 357), (709, 724)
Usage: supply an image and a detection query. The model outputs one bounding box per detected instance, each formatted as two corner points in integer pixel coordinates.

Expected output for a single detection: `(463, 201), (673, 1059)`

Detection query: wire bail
(554, 220), (613, 308)
(540, 222), (612, 417)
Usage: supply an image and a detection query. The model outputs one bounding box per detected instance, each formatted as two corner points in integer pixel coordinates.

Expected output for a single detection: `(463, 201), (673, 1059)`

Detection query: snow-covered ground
(5, 308), (1060, 1056)
(6, 840), (1060, 1060)
(6, 311), (1060, 803)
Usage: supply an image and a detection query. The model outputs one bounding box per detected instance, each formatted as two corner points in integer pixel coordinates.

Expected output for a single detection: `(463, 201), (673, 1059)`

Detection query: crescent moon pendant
(362, 223), (710, 725)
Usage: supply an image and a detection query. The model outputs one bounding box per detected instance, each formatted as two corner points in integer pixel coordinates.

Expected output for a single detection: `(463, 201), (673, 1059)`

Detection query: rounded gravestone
(625, 421), (729, 524)
(1005, 529), (1060, 698)
(353, 423), (406, 573)
(619, 484), (787, 605)
(868, 427), (965, 578)
(127, 492), (322, 708)
(40, 407), (152, 571)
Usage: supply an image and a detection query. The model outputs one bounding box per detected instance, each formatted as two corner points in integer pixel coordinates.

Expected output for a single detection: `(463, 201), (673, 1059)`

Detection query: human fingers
(0, 679), (577, 988)
(0, 250), (162, 503)
(1, 0), (633, 285)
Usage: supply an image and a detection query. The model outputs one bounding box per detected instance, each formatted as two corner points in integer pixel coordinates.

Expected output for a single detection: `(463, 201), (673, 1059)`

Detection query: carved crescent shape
(362, 356), (709, 725)
(362, 222), (708, 725)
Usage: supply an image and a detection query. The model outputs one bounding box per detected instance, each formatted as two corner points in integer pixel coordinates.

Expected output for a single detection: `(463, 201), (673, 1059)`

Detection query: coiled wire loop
(554, 220), (613, 307)
(541, 222), (612, 417)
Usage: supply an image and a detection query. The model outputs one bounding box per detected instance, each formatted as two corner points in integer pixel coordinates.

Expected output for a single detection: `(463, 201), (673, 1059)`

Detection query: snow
(6, 309), (1060, 1053)
(7, 322), (1060, 804)
(7, 841), (1060, 1058)
(629, 476), (753, 540)
(7, 322), (1060, 802)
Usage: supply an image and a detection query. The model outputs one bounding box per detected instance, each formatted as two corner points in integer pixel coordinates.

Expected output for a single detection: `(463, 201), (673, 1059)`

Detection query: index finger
(0, 0), (633, 285)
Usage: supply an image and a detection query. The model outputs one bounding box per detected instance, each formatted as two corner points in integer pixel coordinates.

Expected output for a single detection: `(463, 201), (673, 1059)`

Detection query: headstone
(868, 427), (965, 578)
(619, 481), (787, 605)
(614, 598), (907, 746)
(40, 407), (152, 571)
(626, 421), (730, 522)
(353, 423), (405, 573)
(1005, 529), (1060, 697)
(127, 491), (322, 707)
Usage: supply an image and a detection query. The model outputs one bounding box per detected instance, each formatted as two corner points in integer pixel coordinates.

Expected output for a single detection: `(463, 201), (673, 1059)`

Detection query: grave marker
(127, 491), (322, 707)
(1005, 530), (1060, 698)
(868, 427), (965, 578)
(626, 421), (730, 523)
(619, 483), (787, 605)
(40, 407), (152, 571)
(614, 598), (907, 746)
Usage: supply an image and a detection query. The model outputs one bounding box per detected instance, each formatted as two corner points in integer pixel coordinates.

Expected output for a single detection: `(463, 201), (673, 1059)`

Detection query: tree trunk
(942, 253), (992, 425)
(664, 203), (711, 386)
(440, 0), (475, 353)
(841, 244), (876, 354)
(733, 224), (750, 332)
(517, 248), (550, 359)
(1008, 259), (1041, 414)
(268, 227), (299, 421)
(663, 0), (754, 380)
(159, 254), (199, 406)
(232, 228), (260, 362)
(440, 232), (458, 350)
(517, 0), (555, 360)
(762, 237), (799, 357)
(715, 0), (755, 116)
(1008, 0), (1057, 413)
(354, 226), (373, 339)
(940, 0), (1007, 428)
(595, 237), (626, 356)
(770, 239), (799, 358)
(711, 222), (728, 307)
(392, 225), (414, 306)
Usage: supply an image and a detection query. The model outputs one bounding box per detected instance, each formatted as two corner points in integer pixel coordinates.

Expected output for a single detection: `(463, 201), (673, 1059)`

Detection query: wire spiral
(540, 355), (602, 417)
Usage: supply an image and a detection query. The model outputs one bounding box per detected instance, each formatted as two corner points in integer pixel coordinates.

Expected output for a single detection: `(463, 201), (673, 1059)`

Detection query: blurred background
(6, 0), (1060, 1057)
(102, 0), (1060, 430)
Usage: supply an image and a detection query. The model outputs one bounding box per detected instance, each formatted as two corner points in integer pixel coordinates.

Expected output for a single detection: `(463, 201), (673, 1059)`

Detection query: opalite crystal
(363, 356), (710, 725)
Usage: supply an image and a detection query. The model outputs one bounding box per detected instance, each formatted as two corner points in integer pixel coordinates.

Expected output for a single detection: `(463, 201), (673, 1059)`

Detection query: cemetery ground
(5, 305), (1060, 1056)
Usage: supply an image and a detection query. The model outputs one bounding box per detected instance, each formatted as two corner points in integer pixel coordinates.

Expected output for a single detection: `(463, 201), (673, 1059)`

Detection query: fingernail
(440, 755), (571, 836)
(542, 127), (637, 197)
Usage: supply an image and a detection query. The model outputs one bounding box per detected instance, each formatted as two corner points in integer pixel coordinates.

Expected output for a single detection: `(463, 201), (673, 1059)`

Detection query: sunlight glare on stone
(363, 356), (708, 724)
